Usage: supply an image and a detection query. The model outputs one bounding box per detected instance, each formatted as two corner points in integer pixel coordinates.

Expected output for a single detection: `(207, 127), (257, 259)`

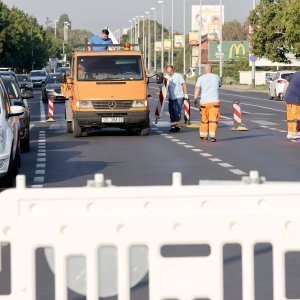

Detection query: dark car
(29, 69), (48, 87)
(16, 74), (34, 98)
(42, 73), (67, 103)
(0, 70), (19, 87)
(1, 75), (31, 152)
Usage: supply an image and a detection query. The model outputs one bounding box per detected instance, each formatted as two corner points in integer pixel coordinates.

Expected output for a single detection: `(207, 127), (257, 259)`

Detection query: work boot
(200, 137), (208, 141)
(210, 138), (217, 142)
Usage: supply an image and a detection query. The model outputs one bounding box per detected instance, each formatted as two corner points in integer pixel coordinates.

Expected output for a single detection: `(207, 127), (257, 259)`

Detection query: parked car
(1, 75), (31, 152)
(0, 70), (19, 87)
(0, 77), (24, 187)
(29, 69), (47, 87)
(42, 72), (67, 103)
(268, 71), (296, 100)
(16, 74), (34, 98)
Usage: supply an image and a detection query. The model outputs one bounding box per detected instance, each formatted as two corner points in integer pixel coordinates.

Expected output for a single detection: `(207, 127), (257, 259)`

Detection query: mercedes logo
(108, 101), (117, 109)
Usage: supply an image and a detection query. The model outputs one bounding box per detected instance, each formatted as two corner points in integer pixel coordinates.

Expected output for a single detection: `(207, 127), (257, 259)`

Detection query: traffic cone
(47, 97), (56, 122)
(230, 100), (249, 131)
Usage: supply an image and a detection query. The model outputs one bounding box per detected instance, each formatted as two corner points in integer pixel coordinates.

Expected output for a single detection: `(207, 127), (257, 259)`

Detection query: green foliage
(248, 0), (300, 62)
(223, 20), (248, 41)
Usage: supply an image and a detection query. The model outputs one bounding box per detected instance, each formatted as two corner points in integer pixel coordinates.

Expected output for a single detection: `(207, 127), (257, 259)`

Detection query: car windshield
(30, 71), (46, 77)
(3, 80), (21, 99)
(17, 75), (30, 82)
(77, 56), (143, 81)
(281, 73), (293, 80)
(47, 74), (61, 83)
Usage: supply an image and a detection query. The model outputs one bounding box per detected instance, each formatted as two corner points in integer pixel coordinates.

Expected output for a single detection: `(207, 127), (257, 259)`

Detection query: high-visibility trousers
(286, 102), (300, 135)
(199, 102), (220, 138)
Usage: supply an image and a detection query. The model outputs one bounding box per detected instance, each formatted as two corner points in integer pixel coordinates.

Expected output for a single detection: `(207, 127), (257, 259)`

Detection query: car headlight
(132, 100), (147, 107)
(76, 100), (93, 108)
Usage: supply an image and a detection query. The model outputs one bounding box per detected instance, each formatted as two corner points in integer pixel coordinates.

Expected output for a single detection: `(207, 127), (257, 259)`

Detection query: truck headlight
(76, 100), (93, 108)
(132, 100), (147, 107)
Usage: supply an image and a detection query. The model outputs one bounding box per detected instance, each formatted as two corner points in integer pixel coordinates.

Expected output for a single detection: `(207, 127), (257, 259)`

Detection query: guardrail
(0, 171), (300, 300)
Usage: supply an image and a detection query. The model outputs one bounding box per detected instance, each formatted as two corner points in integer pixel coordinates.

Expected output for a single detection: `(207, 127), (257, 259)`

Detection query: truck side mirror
(61, 73), (67, 84)
(156, 72), (164, 84)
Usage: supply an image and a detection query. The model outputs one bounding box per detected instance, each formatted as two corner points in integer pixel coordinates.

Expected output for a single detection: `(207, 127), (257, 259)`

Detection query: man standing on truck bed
(88, 29), (113, 51)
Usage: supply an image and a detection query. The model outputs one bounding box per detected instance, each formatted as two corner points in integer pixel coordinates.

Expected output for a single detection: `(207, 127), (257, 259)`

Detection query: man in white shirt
(194, 64), (221, 142)
(166, 65), (188, 132)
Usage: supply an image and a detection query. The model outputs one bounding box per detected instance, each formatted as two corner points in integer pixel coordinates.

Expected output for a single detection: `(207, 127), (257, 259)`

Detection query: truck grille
(92, 100), (132, 110)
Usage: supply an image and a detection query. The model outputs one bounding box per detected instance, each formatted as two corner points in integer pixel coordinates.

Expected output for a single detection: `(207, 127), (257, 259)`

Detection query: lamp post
(54, 19), (58, 37)
(219, 0), (223, 84)
(251, 0), (256, 88)
(135, 16), (140, 44)
(171, 0), (174, 66)
(150, 7), (157, 71)
(158, 0), (164, 72)
(140, 16), (145, 53)
(129, 20), (133, 43)
(198, 0), (202, 76)
(132, 17), (136, 45)
(183, 0), (186, 75)
(145, 11), (151, 71)
(63, 21), (69, 58)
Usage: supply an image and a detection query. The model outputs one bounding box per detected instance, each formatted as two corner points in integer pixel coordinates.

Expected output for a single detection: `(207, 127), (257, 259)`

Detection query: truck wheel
(140, 127), (150, 136)
(67, 121), (73, 133)
(72, 119), (82, 137)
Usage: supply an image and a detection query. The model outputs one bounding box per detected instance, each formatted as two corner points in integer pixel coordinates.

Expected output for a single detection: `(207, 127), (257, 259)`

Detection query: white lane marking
(184, 145), (194, 148)
(200, 153), (212, 157)
(165, 135), (174, 139)
(38, 149), (46, 153)
(218, 163), (234, 168)
(229, 169), (247, 175)
(33, 177), (44, 183)
(191, 149), (203, 152)
(39, 130), (46, 133)
(221, 99), (285, 113)
(220, 92), (268, 101)
(40, 100), (46, 122)
(37, 158), (46, 162)
(38, 139), (46, 143)
(252, 120), (278, 126)
(176, 142), (186, 145)
(171, 139), (180, 142)
(37, 153), (46, 157)
(219, 120), (234, 126)
(31, 185), (43, 188)
(35, 169), (45, 175)
(209, 158), (222, 162)
(36, 164), (46, 168)
(38, 145), (46, 149)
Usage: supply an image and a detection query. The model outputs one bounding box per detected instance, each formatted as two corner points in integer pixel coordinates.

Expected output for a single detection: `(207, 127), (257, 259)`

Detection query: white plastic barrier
(0, 172), (300, 300)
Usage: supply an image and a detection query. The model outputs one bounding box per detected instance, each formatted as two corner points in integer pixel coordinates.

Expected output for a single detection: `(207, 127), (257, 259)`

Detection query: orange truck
(62, 44), (163, 137)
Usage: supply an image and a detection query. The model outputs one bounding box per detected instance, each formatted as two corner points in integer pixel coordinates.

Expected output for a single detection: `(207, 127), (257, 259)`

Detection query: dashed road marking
(229, 169), (247, 175)
(200, 153), (212, 157)
(218, 163), (234, 168)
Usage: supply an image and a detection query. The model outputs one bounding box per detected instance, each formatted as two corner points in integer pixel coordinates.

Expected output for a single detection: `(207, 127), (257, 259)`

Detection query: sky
(2, 0), (257, 35)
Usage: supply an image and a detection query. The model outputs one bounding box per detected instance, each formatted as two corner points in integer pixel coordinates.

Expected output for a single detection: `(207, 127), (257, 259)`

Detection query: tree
(248, 0), (300, 62)
(222, 20), (247, 41)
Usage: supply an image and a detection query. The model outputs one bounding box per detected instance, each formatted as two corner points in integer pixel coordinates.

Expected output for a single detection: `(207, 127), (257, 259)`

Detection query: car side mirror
(156, 72), (164, 84)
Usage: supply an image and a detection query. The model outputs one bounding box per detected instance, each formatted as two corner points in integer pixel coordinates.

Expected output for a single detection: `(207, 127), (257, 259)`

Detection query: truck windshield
(77, 56), (143, 81)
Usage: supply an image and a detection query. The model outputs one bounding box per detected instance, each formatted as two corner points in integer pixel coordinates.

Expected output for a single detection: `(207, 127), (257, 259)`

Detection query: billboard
(174, 35), (184, 48)
(164, 39), (172, 50)
(208, 41), (249, 61)
(189, 32), (199, 45)
(155, 41), (162, 52)
(191, 5), (224, 35)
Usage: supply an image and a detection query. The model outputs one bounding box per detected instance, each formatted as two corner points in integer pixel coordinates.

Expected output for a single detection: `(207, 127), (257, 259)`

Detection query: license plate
(101, 117), (124, 123)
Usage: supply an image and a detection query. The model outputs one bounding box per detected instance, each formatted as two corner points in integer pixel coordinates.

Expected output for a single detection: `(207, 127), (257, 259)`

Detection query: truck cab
(62, 45), (162, 137)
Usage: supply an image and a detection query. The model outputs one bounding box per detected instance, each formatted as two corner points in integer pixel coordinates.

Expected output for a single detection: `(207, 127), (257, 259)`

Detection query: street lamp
(251, 0), (256, 88)
(140, 16), (145, 53)
(183, 0), (186, 75)
(145, 11), (151, 71)
(171, 0), (174, 66)
(63, 22), (70, 58)
(150, 7), (157, 71)
(158, 0), (164, 72)
(219, 0), (223, 83)
(54, 19), (58, 37)
(132, 17), (136, 46)
(129, 20), (133, 44)
(198, 0), (202, 76)
(135, 16), (140, 44)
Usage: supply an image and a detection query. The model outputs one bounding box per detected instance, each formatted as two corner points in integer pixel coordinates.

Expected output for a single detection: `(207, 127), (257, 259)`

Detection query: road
(19, 84), (299, 188)
(1, 85), (300, 300)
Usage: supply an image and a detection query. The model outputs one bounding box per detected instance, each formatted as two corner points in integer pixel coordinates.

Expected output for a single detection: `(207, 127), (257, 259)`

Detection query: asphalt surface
(1, 85), (299, 300)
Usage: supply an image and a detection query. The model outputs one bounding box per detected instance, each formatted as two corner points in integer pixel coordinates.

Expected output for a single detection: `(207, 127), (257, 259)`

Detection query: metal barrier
(0, 172), (300, 300)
